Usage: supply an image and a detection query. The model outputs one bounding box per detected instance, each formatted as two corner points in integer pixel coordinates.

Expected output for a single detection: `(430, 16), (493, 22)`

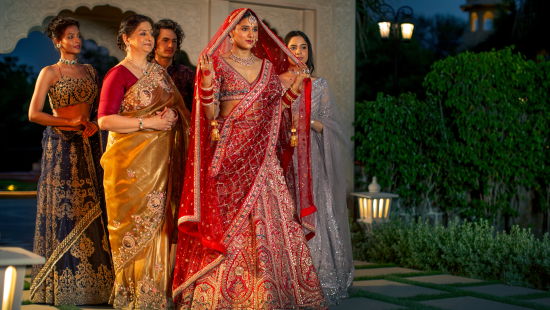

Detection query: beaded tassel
(290, 127), (298, 147)
(211, 120), (220, 141)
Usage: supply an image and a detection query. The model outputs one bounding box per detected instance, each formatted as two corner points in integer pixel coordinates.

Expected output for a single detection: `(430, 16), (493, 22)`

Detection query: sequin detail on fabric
(48, 65), (98, 109)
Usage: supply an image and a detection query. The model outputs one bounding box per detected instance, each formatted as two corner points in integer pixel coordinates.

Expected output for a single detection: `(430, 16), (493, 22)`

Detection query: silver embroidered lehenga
(30, 64), (114, 305)
(305, 77), (354, 304)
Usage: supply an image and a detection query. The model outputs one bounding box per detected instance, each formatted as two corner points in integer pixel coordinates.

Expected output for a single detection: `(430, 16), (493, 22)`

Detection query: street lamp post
(377, 4), (415, 93)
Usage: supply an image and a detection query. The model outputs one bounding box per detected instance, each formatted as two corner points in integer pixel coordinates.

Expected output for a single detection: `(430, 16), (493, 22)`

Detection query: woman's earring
(229, 37), (234, 44)
(56, 43), (61, 49)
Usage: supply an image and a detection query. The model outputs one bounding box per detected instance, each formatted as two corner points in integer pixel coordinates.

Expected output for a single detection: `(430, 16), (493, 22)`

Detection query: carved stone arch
(51, 5), (136, 60)
(1, 0), (209, 63)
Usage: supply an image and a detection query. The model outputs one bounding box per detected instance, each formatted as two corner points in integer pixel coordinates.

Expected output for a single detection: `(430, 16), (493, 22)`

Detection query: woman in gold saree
(98, 14), (189, 309)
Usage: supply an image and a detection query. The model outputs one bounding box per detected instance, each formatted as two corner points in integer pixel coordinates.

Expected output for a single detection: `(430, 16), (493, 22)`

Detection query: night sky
(386, 0), (467, 20)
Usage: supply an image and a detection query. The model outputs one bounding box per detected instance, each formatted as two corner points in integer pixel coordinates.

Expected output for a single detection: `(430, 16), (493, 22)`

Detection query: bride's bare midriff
(219, 100), (238, 118)
(53, 102), (91, 130)
(219, 100), (267, 118)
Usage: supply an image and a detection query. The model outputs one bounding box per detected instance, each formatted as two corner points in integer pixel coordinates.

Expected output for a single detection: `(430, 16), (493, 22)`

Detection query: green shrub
(362, 219), (550, 289)
(354, 92), (441, 210)
(354, 47), (549, 223)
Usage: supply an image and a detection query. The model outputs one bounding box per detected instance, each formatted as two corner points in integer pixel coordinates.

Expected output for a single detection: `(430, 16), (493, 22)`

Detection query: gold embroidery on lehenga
(31, 128), (113, 305)
(30, 204), (103, 297)
(48, 65), (98, 109)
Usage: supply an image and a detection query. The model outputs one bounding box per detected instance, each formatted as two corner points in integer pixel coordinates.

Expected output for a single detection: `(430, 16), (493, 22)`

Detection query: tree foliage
(355, 48), (549, 227)
(355, 1), (466, 101)
(0, 57), (42, 171)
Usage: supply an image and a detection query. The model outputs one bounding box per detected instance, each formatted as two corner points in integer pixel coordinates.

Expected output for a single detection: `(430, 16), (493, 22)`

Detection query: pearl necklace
(58, 58), (78, 65)
(229, 53), (256, 66)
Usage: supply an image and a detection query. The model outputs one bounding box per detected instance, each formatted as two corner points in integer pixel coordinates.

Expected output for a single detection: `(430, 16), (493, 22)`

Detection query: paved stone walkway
(17, 260), (550, 309)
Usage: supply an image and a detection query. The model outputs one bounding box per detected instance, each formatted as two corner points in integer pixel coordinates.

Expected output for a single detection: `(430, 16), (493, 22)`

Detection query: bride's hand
(290, 63), (310, 93)
(199, 54), (214, 86)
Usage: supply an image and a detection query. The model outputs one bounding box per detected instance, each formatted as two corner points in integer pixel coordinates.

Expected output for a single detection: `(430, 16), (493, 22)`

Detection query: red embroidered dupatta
(173, 8), (316, 297)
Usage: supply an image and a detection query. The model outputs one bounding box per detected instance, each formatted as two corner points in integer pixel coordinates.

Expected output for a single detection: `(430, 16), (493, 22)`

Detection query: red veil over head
(176, 8), (316, 256)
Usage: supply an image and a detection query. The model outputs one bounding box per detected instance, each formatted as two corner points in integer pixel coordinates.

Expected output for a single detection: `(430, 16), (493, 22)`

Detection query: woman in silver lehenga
(281, 30), (354, 305)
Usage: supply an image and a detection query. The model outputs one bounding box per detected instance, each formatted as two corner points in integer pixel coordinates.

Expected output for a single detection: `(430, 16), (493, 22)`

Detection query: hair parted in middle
(284, 30), (315, 75)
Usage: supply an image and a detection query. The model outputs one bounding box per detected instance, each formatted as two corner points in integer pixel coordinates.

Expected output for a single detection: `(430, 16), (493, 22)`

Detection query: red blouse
(98, 65), (138, 118)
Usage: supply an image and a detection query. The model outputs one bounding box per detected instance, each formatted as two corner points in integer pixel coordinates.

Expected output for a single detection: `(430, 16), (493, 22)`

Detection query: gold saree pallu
(101, 63), (188, 309)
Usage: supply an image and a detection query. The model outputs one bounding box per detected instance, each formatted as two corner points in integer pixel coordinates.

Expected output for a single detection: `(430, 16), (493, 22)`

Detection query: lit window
(483, 11), (494, 31)
(470, 12), (478, 32)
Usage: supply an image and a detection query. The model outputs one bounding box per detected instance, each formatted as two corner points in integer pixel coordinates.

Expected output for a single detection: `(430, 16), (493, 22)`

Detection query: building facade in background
(460, 0), (510, 48)
(0, 0), (355, 192)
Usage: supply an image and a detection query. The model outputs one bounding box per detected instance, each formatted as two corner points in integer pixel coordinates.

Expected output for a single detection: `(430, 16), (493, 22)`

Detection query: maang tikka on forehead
(248, 15), (257, 24)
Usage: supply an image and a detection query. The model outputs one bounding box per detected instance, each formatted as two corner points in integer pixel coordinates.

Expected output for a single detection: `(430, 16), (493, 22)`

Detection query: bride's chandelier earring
(229, 36), (234, 44)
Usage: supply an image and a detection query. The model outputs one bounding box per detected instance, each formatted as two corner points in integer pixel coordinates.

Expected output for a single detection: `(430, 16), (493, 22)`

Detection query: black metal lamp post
(377, 4), (415, 93)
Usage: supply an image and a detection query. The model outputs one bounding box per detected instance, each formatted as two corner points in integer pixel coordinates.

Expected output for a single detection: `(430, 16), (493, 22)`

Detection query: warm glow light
(6, 185), (15, 191)
(401, 23), (414, 40)
(2, 266), (16, 310)
(384, 199), (391, 217)
(378, 22), (391, 39)
(359, 197), (366, 219)
(352, 177), (398, 224)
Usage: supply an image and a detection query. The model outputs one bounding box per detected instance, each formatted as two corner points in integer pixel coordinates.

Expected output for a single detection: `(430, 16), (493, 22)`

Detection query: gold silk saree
(101, 63), (189, 309)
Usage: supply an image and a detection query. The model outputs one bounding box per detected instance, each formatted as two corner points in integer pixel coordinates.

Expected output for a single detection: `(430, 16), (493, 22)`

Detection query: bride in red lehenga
(172, 8), (326, 309)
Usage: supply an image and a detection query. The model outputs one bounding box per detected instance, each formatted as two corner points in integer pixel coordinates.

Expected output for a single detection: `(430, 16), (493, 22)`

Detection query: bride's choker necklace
(229, 52), (255, 66)
(58, 58), (78, 65)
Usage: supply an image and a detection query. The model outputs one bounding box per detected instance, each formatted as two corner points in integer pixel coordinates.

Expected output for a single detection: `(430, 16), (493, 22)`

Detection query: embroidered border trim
(172, 254), (224, 298)
(209, 61), (271, 177)
(29, 203), (102, 298)
(222, 79), (282, 245)
(179, 88), (202, 224)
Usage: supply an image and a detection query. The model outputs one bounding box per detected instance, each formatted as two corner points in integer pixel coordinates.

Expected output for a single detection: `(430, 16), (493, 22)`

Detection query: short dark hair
(116, 14), (154, 51)
(45, 16), (80, 41)
(284, 30), (315, 74)
(153, 19), (185, 51)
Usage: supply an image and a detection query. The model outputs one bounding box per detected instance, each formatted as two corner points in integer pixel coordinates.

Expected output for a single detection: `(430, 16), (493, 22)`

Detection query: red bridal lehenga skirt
(174, 153), (326, 309)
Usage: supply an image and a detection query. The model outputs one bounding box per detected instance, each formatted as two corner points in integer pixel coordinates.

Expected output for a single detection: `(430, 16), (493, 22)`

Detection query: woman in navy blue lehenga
(27, 16), (113, 305)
